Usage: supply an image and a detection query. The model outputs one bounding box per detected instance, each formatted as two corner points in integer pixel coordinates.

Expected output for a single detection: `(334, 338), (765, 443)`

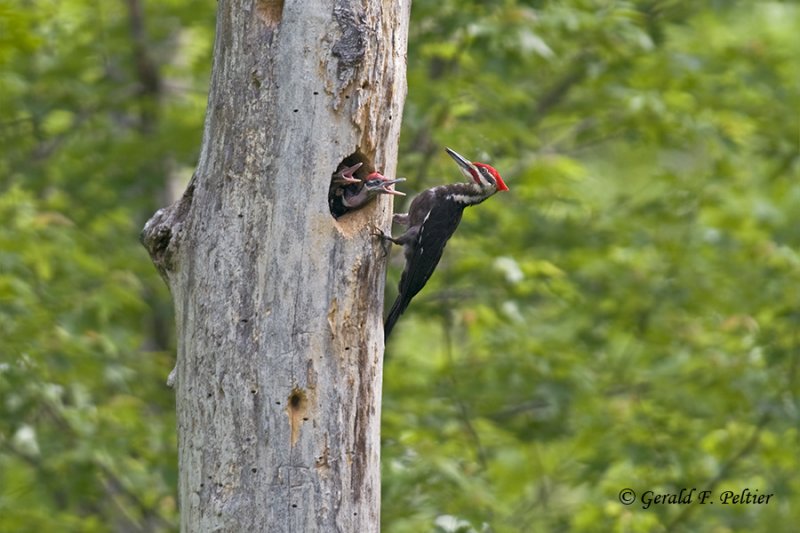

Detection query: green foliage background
(1, 1), (798, 531)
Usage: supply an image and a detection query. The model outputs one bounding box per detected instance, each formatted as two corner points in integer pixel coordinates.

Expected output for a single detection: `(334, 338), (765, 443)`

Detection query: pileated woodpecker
(329, 163), (405, 218)
(332, 162), (364, 186)
(342, 172), (405, 208)
(378, 147), (509, 340)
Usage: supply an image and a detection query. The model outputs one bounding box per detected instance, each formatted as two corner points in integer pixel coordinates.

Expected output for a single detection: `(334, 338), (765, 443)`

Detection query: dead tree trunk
(140, 1), (411, 531)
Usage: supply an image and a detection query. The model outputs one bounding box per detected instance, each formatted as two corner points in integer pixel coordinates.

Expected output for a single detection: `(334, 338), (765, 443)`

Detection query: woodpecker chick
(378, 147), (509, 340)
(329, 161), (365, 218)
(330, 169), (406, 219)
(342, 172), (406, 208)
(332, 162), (363, 185)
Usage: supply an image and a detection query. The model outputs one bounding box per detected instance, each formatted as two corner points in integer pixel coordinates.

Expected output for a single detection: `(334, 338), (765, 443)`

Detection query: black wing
(384, 199), (464, 339)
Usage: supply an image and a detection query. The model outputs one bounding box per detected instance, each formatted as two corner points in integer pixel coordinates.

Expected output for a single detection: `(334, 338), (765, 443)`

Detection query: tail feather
(384, 294), (409, 341)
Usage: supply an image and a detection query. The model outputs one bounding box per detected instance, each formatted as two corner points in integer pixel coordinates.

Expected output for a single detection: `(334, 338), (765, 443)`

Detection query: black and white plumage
(379, 147), (509, 340)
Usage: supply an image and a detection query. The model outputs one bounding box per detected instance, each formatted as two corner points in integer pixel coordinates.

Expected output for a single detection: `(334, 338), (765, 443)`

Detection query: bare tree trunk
(141, 1), (411, 531)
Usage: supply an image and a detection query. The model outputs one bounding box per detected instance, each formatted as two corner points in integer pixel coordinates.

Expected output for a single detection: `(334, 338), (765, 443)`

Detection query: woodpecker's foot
(371, 226), (390, 240)
(371, 226), (396, 257)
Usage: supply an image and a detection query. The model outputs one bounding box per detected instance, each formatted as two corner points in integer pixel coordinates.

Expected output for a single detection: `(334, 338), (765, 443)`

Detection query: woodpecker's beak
(333, 162), (364, 185)
(364, 174), (406, 196)
(382, 178), (406, 196)
(445, 147), (481, 182)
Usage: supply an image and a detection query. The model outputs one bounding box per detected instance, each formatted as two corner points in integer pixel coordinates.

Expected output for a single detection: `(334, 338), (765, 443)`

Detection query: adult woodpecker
(378, 147), (509, 340)
(329, 166), (405, 218)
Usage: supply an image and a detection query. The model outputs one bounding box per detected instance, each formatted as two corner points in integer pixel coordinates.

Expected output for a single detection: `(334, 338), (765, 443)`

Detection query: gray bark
(141, 1), (411, 531)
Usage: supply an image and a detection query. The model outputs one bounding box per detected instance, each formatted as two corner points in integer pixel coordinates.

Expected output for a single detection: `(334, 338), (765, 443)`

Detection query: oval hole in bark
(287, 387), (309, 446)
(329, 150), (375, 219)
(289, 389), (305, 409)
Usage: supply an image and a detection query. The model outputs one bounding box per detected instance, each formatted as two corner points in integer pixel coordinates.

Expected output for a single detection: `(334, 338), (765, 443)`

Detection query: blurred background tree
(1, 1), (798, 532)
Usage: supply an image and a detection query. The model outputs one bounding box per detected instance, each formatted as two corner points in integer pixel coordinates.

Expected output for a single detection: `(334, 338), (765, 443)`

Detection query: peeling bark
(141, 1), (411, 531)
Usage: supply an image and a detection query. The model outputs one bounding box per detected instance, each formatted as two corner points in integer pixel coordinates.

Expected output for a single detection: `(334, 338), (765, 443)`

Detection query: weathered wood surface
(141, 1), (411, 530)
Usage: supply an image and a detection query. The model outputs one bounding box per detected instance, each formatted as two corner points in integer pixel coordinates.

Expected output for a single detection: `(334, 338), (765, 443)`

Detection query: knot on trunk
(141, 179), (195, 283)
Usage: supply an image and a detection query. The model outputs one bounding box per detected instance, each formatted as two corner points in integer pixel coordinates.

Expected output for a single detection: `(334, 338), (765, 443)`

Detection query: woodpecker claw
(332, 162), (363, 185)
(372, 226), (393, 257)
